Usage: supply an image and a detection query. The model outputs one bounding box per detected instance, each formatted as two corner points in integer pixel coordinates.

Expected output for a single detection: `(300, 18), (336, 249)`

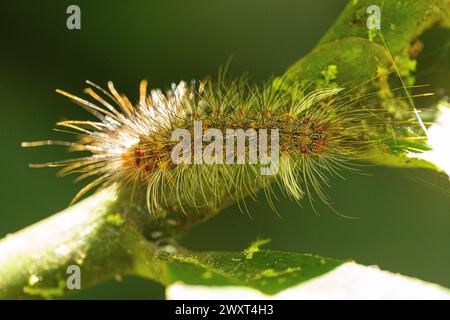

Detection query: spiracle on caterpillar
(22, 72), (426, 217)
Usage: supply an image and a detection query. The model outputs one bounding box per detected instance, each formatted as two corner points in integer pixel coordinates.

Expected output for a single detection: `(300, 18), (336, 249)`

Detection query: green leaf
(160, 249), (343, 295)
(165, 260), (450, 299)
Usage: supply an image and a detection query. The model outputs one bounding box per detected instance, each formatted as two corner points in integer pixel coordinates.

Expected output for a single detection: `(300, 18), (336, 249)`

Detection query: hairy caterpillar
(23, 68), (424, 216)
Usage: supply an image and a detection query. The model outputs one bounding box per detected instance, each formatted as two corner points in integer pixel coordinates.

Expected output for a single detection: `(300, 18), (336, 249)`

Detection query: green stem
(0, 188), (152, 299)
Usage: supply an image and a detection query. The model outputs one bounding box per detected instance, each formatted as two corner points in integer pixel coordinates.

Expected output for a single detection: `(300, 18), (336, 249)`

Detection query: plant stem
(0, 188), (158, 299)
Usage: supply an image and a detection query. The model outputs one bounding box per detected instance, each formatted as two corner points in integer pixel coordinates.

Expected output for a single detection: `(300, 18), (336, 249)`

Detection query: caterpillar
(23, 67), (422, 217)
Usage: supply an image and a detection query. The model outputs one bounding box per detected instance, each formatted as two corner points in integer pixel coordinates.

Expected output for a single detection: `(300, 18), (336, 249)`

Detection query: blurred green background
(0, 0), (449, 299)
